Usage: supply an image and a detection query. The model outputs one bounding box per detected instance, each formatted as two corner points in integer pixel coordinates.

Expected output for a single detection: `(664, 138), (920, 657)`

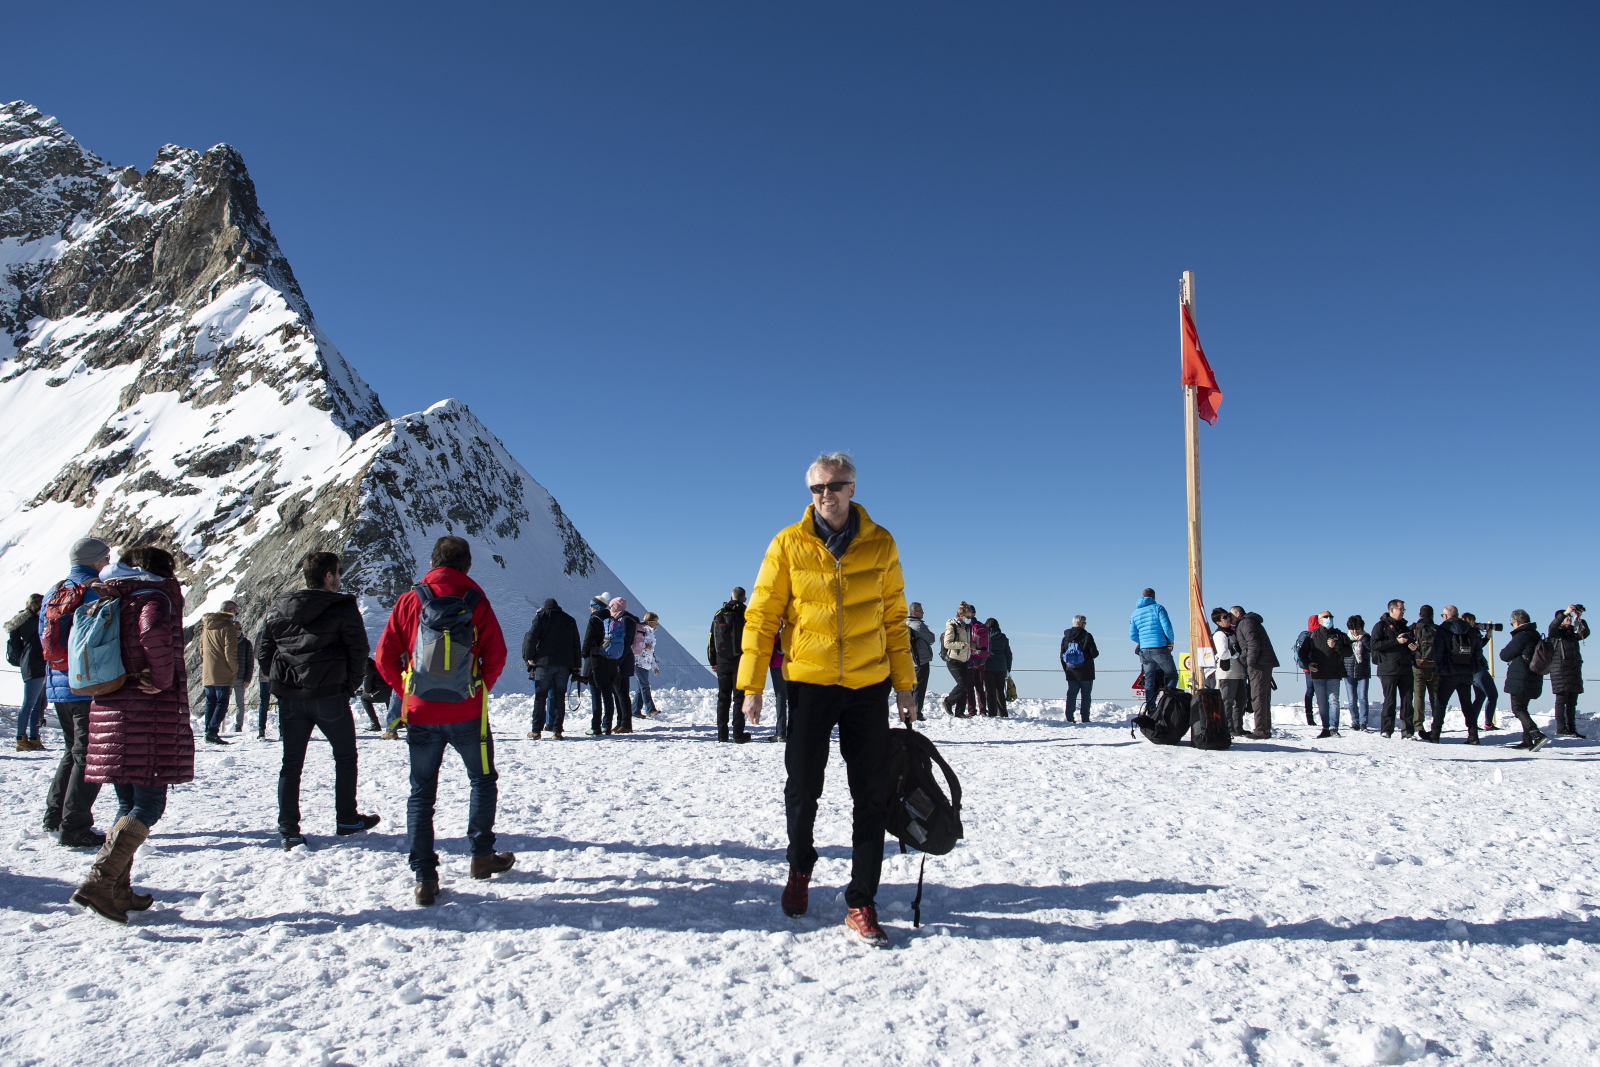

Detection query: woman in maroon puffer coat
(71, 545), (194, 924)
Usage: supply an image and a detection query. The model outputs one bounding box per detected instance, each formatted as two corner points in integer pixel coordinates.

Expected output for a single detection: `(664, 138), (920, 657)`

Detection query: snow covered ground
(3, 689), (1599, 1066)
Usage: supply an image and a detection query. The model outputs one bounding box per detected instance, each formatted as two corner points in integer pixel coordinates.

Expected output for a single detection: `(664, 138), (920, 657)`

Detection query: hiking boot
(1463, 735), (1480, 745)
(1316, 729), (1332, 739)
(204, 733), (229, 745)
(733, 734), (750, 744)
(414, 879), (438, 906)
(281, 833), (307, 851)
(381, 729), (399, 740)
(470, 852), (515, 879)
(1530, 733), (1552, 752)
(59, 826), (106, 848)
(781, 869), (811, 917)
(69, 817), (149, 925)
(336, 813), (381, 836)
(527, 730), (541, 740)
(14, 738), (31, 752)
(552, 731), (564, 740)
(844, 905), (889, 948)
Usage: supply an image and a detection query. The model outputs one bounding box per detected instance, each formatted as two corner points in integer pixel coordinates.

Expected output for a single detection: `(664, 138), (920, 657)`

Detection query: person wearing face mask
(1343, 615), (1372, 732)
(1296, 611), (1350, 738)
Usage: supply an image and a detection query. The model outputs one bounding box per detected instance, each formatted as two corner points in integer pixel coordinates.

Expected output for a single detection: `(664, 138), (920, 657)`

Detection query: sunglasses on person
(809, 480), (854, 495)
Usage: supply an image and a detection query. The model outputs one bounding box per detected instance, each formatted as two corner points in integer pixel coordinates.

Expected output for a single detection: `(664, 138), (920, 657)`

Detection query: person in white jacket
(633, 612), (660, 717)
(1210, 607), (1250, 736)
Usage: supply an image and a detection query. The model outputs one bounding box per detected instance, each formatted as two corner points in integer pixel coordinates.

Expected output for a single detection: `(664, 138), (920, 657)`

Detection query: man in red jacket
(376, 536), (512, 906)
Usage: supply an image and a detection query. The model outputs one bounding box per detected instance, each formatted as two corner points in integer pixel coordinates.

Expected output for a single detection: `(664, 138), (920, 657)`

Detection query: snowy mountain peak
(0, 103), (709, 693)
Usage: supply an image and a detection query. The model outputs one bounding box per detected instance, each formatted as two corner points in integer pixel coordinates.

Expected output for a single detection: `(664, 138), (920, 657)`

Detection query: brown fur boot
(70, 817), (149, 924)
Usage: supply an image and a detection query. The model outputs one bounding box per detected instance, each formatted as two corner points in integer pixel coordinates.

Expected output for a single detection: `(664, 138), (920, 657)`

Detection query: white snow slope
(3, 697), (1598, 1066)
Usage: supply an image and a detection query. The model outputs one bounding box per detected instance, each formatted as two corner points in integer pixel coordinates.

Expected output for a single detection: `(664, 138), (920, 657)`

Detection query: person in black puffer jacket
(256, 552), (377, 848)
(1370, 600), (1415, 737)
(1297, 611), (1350, 738)
(983, 619), (1012, 718)
(1547, 605), (1590, 737)
(1499, 610), (1550, 750)
(1231, 606), (1279, 739)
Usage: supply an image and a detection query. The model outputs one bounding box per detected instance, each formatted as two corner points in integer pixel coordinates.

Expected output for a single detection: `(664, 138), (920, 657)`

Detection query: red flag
(1180, 302), (1222, 425)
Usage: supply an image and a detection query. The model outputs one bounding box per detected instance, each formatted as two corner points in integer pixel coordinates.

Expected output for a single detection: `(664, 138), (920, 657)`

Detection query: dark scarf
(814, 503), (860, 559)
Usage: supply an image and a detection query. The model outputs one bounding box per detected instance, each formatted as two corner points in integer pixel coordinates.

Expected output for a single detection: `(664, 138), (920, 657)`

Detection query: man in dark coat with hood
(1428, 605), (1481, 744)
(1231, 606), (1279, 739)
(257, 551), (378, 849)
(523, 598), (581, 739)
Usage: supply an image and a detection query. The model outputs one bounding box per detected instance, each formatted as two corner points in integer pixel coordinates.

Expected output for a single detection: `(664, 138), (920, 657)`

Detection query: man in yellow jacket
(740, 452), (917, 947)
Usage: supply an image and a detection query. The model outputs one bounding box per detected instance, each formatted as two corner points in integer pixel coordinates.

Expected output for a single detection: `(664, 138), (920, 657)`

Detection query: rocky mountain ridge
(0, 100), (709, 694)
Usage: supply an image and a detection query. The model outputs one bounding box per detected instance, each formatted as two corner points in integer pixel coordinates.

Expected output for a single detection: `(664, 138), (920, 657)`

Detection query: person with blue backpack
(40, 537), (112, 847)
(1059, 615), (1099, 723)
(1129, 589), (1176, 715)
(584, 595), (638, 736)
(376, 536), (511, 906)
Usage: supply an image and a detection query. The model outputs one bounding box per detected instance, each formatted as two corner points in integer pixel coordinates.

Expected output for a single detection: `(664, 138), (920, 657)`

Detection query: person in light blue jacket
(1129, 589), (1176, 714)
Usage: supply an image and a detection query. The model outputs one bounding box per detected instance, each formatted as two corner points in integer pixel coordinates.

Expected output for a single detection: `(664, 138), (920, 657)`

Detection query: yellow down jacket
(737, 503), (916, 694)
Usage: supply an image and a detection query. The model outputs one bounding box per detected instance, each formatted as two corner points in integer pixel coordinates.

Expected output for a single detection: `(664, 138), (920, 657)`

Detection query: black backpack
(1189, 688), (1230, 750)
(1446, 627), (1476, 667)
(711, 603), (745, 663)
(1133, 687), (1192, 745)
(884, 726), (963, 926)
(4, 628), (23, 668)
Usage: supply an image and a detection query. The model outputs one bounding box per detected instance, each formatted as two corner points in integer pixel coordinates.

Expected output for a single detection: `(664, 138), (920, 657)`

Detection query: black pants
(784, 678), (893, 909)
(911, 662), (930, 716)
(1508, 695), (1543, 741)
(1554, 691), (1581, 733)
(983, 671), (1007, 717)
(612, 659), (634, 732)
(45, 701), (100, 833)
(1247, 667), (1272, 735)
(1218, 678), (1249, 735)
(944, 663), (972, 715)
(277, 695), (359, 834)
(1379, 673), (1415, 735)
(590, 658), (623, 733)
(1437, 676), (1477, 735)
(715, 666), (748, 741)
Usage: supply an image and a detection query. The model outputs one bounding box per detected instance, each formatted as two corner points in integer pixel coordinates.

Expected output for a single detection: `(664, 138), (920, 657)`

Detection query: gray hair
(221, 600), (240, 614)
(1510, 609), (1530, 625)
(1072, 614), (1086, 627)
(806, 452), (856, 482)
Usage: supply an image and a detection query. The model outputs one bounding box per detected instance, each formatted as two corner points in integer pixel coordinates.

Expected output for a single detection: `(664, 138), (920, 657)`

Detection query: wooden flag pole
(1181, 270), (1207, 692)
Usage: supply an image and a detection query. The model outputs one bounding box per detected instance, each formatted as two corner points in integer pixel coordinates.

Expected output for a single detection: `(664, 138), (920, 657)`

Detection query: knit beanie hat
(71, 537), (110, 567)
(609, 597), (627, 618)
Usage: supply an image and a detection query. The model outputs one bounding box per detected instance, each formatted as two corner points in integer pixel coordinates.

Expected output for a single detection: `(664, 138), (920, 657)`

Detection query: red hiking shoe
(845, 905), (889, 947)
(780, 868), (810, 917)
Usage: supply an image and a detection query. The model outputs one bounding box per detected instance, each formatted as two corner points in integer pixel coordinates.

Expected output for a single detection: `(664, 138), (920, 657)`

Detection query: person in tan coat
(199, 601), (241, 745)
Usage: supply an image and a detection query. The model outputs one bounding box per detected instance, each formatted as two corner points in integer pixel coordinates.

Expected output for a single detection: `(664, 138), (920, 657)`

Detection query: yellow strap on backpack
(478, 683), (490, 773)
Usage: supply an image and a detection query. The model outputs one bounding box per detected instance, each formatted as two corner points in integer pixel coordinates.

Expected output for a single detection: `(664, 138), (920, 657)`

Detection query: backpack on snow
(1189, 687), (1231, 750)
(67, 588), (172, 696)
(1061, 640), (1085, 667)
(884, 725), (964, 927)
(711, 604), (744, 663)
(42, 579), (92, 671)
(407, 583), (484, 703)
(1446, 627), (1476, 667)
(1133, 687), (1192, 745)
(1527, 637), (1554, 675)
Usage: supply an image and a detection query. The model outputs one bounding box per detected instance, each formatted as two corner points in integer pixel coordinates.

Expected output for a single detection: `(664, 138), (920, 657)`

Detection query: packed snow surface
(3, 693), (1599, 1066)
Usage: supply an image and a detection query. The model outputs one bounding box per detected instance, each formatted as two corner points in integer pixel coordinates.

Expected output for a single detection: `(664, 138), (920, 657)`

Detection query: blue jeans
(1344, 677), (1370, 728)
(1066, 677), (1093, 722)
(1138, 648), (1177, 712)
(202, 685), (231, 736)
(772, 673), (790, 738)
(406, 718), (498, 879)
(113, 784), (167, 827)
(16, 676), (46, 738)
(531, 666), (569, 732)
(1311, 676), (1342, 728)
(1471, 670), (1499, 723)
(633, 666), (658, 716)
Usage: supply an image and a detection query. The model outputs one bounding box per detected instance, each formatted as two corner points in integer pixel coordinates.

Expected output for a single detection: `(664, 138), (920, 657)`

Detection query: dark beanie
(543, 598), (558, 610)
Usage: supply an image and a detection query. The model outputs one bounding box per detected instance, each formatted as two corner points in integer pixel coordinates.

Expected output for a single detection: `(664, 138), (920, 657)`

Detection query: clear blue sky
(9, 2), (1597, 697)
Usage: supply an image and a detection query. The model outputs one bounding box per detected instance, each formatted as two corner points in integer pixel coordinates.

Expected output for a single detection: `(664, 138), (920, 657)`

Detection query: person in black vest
(1548, 605), (1589, 738)
(1428, 605), (1482, 744)
(523, 597), (580, 739)
(1370, 599), (1416, 738)
(707, 587), (750, 742)
(1060, 615), (1099, 724)
(1499, 609), (1551, 751)
(257, 551), (379, 849)
(1231, 606), (1279, 739)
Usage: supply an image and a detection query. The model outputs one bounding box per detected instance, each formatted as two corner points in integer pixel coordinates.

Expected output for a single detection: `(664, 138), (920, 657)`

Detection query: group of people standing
(518, 593), (661, 740)
(933, 602), (1013, 717)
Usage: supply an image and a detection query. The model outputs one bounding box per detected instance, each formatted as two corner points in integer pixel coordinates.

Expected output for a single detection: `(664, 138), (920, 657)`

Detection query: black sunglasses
(809, 480), (854, 495)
